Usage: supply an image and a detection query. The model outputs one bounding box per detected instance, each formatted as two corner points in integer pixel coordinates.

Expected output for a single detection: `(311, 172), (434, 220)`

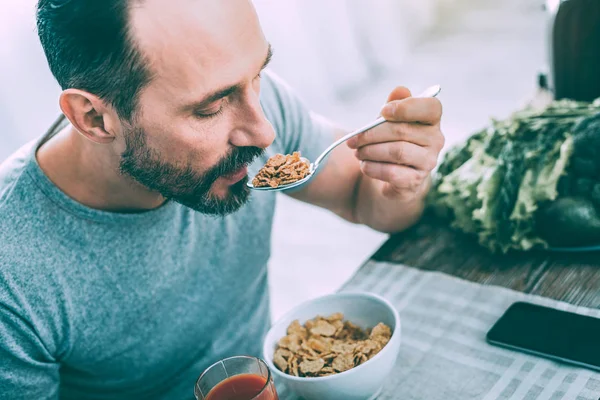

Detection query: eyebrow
(185, 44), (273, 111)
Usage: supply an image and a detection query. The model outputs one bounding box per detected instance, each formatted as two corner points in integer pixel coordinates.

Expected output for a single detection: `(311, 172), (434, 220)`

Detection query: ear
(59, 89), (119, 144)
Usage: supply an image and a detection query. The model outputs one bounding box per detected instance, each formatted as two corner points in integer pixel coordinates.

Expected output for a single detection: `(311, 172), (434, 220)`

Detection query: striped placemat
(277, 262), (600, 400)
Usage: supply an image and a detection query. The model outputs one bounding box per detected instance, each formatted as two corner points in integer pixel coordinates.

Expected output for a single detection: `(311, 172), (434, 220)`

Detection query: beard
(119, 126), (264, 216)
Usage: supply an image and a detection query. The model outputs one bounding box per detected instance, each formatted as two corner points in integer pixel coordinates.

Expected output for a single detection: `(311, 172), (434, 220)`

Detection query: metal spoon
(247, 84), (441, 192)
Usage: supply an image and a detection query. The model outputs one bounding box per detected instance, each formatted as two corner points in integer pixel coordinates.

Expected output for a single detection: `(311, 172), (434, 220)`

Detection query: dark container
(547, 0), (600, 101)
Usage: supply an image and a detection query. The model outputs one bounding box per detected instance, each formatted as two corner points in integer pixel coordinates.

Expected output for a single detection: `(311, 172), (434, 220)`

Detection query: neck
(36, 123), (166, 212)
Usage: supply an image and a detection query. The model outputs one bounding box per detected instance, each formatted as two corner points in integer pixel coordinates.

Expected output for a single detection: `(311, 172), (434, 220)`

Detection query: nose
(229, 87), (275, 149)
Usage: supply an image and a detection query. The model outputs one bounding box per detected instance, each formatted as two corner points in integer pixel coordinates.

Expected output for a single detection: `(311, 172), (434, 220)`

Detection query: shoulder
(260, 69), (309, 130)
(0, 140), (62, 271)
(260, 70), (329, 156)
(0, 140), (49, 237)
(260, 69), (295, 108)
(0, 145), (70, 358)
(0, 141), (36, 208)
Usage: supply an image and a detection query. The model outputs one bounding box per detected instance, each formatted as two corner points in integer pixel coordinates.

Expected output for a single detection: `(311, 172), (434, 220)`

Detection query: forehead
(129, 0), (267, 102)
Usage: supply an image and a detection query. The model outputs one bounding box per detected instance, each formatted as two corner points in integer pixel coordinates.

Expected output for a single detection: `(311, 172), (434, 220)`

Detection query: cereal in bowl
(272, 313), (392, 377)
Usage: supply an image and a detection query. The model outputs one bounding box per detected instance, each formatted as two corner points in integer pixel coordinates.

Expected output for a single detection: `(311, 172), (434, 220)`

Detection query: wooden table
(369, 212), (600, 309)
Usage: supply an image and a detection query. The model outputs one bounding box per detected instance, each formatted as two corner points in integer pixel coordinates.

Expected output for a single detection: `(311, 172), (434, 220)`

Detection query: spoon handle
(312, 84), (441, 169)
(313, 117), (386, 168)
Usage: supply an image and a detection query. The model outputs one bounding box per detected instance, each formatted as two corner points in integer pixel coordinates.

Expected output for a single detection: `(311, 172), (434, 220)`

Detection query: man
(0, 0), (444, 398)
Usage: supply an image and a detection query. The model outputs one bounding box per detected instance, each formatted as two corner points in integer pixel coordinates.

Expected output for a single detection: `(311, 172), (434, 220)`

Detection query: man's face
(119, 0), (275, 215)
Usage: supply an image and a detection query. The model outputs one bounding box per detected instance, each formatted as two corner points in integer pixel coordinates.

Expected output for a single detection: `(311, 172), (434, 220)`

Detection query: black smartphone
(486, 301), (600, 372)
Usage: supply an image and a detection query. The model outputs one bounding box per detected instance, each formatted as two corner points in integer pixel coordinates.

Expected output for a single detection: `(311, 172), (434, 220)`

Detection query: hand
(346, 86), (444, 200)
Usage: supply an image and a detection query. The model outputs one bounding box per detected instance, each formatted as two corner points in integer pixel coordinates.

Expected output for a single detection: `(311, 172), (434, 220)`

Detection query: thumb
(386, 86), (412, 103)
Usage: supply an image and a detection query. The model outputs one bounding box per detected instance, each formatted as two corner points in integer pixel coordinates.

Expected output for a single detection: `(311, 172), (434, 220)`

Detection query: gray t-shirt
(0, 71), (332, 400)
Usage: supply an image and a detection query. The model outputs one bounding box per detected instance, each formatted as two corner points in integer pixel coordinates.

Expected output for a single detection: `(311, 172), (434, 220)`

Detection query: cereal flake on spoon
(252, 152), (310, 188)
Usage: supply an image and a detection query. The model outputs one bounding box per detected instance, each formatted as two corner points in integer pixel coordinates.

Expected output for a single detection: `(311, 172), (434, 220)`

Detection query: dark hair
(36, 0), (151, 120)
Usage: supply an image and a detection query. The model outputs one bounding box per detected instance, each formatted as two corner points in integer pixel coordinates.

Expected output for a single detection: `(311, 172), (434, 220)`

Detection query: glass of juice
(194, 356), (279, 400)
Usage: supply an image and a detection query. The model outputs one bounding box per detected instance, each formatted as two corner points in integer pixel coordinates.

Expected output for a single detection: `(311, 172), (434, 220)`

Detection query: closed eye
(195, 107), (224, 119)
(194, 100), (226, 119)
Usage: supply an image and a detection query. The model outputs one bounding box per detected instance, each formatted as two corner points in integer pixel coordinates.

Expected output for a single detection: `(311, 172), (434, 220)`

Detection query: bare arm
(288, 87), (444, 233)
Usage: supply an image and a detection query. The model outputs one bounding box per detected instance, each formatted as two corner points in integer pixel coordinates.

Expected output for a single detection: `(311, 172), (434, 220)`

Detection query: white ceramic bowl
(263, 292), (401, 400)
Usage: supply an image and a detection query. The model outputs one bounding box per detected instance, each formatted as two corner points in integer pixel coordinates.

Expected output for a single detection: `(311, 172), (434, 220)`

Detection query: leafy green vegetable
(430, 98), (600, 253)
(592, 184), (600, 208)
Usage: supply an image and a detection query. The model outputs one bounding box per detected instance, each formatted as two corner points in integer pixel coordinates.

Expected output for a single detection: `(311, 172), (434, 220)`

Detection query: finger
(386, 86), (412, 102)
(348, 122), (441, 149)
(381, 97), (442, 125)
(360, 161), (427, 190)
(355, 141), (437, 172)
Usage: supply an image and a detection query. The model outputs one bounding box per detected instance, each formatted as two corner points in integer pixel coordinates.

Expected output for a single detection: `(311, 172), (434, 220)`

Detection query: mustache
(213, 146), (265, 177)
